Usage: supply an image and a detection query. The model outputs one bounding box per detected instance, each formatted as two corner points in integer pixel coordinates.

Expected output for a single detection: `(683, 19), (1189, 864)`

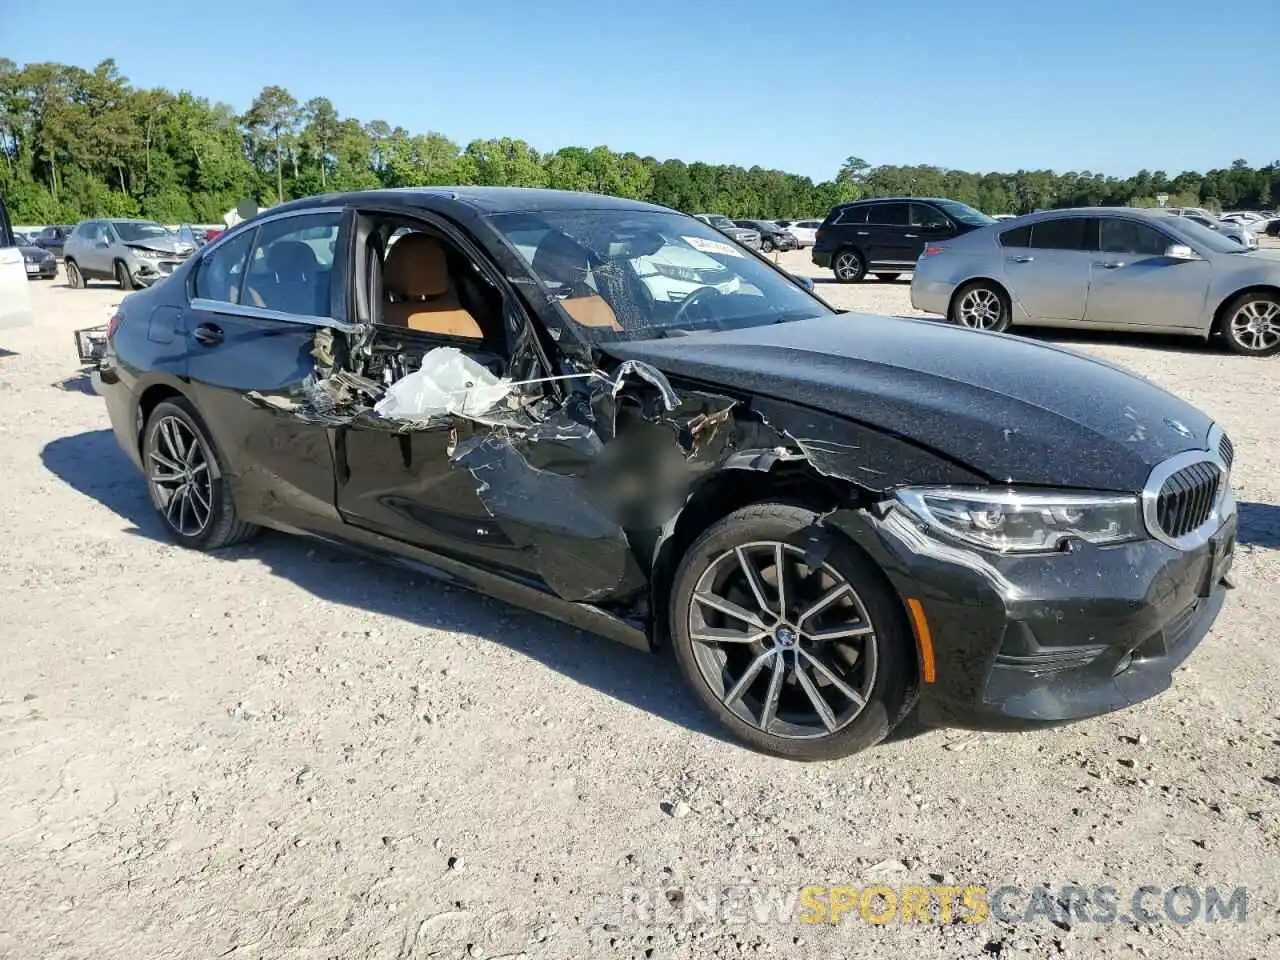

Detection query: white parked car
(783, 218), (822, 247)
(1, 196), (34, 329)
(631, 241), (742, 301)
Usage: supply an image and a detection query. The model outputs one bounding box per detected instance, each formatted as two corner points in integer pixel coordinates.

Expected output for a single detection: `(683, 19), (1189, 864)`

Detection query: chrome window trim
(1141, 423), (1235, 550)
(188, 297), (362, 334)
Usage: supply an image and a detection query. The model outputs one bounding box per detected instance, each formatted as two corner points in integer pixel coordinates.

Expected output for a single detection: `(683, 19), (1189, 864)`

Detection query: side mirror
(95, 239), (110, 248)
(792, 274), (815, 292)
(1164, 244), (1198, 261)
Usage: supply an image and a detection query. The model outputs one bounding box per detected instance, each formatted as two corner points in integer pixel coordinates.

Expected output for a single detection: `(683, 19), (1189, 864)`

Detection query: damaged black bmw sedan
(92, 188), (1237, 760)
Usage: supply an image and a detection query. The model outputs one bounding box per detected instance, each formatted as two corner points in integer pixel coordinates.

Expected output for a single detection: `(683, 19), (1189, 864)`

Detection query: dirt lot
(2, 260), (1278, 960)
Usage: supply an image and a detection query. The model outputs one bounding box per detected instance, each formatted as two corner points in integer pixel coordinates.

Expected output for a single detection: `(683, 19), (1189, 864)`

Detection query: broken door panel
(334, 417), (548, 583)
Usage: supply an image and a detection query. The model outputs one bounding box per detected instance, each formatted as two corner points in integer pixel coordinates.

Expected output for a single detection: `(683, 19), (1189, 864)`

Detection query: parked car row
(11, 231), (58, 279)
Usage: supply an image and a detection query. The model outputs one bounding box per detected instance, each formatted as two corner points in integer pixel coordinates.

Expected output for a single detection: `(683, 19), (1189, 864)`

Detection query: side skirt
(261, 515), (653, 653)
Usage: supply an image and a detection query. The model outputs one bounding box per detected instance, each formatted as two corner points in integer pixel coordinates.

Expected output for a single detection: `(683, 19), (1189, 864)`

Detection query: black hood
(601, 313), (1213, 492)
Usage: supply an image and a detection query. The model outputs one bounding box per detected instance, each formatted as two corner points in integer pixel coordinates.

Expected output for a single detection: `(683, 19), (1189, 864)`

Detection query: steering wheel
(672, 285), (724, 327)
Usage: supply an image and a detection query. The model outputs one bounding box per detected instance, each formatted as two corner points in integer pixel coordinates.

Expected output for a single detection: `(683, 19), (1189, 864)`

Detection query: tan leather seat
(382, 233), (483, 338)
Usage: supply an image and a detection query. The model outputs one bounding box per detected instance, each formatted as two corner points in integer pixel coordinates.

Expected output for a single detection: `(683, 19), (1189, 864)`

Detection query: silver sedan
(910, 207), (1280, 356)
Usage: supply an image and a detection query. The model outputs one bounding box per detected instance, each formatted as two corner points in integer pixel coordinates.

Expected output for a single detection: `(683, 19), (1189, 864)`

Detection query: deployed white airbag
(373, 346), (513, 420)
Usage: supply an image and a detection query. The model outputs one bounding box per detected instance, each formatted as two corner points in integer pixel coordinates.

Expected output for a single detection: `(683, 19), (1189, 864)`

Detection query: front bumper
(25, 259), (56, 278)
(826, 502), (1236, 730)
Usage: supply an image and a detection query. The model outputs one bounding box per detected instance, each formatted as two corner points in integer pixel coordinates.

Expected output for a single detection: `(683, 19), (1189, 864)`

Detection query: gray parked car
(911, 207), (1280, 356)
(691, 214), (762, 249)
(1161, 207), (1257, 249)
(63, 219), (198, 290)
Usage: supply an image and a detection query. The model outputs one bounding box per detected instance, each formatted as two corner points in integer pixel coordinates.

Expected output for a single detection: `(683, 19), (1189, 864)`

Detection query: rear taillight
(107, 313), (122, 340)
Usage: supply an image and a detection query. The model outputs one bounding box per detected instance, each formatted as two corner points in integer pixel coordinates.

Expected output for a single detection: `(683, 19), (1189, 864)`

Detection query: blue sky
(3, 0), (1277, 182)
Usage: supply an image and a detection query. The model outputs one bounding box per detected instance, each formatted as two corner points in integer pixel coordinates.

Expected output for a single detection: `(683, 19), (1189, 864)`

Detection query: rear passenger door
(183, 209), (349, 528)
(999, 217), (1095, 322)
(864, 202), (913, 267)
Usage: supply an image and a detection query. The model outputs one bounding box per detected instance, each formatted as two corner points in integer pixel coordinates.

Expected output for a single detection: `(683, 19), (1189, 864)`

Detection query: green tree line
(2, 59), (1277, 225)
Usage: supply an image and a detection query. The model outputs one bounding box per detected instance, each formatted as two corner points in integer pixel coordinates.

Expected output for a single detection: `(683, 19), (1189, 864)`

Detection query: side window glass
(872, 203), (908, 226)
(835, 206), (866, 225)
(243, 212), (341, 316)
(999, 225), (1031, 247)
(1029, 218), (1087, 251)
(194, 230), (256, 303)
(910, 203), (948, 228)
(1100, 220), (1170, 257)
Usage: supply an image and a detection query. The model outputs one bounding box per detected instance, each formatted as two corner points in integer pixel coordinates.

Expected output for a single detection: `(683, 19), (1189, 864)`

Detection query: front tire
(143, 398), (259, 550)
(669, 503), (913, 760)
(1220, 291), (1280, 356)
(65, 259), (84, 289)
(761, 238), (774, 253)
(950, 280), (1012, 332)
(832, 248), (866, 283)
(115, 260), (135, 291)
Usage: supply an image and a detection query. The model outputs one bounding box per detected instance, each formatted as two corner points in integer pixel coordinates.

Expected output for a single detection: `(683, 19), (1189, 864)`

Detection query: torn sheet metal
(452, 430), (646, 603)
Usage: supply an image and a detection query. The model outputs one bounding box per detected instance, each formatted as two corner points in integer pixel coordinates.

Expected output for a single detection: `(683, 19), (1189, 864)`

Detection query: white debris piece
(374, 347), (514, 420)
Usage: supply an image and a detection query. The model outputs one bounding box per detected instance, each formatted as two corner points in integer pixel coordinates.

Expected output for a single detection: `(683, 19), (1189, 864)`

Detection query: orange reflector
(906, 598), (937, 684)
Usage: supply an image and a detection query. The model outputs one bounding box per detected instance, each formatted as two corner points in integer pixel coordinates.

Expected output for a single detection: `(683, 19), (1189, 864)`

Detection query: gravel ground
(2, 261), (1278, 960)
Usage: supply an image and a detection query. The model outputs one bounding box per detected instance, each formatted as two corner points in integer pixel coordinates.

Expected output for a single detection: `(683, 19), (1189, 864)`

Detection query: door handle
(904, 233), (918, 238)
(1096, 261), (1125, 269)
(192, 322), (224, 346)
(856, 231), (870, 236)
(1006, 255), (1035, 263)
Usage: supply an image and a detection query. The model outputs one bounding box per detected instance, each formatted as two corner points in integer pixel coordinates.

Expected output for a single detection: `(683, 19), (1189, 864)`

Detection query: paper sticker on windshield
(682, 235), (744, 258)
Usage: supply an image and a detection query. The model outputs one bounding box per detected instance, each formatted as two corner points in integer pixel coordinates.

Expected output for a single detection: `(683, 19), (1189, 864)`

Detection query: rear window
(999, 224), (1031, 247)
(831, 206), (866, 225)
(869, 203), (908, 226)
(1029, 218), (1089, 251)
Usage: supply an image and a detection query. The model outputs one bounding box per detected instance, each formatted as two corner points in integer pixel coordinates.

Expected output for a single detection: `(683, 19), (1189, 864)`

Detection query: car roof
(269, 187), (674, 218)
(836, 197), (954, 206)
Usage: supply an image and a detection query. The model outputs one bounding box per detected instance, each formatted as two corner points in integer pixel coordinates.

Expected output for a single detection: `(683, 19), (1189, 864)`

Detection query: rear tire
(1219, 291), (1280, 356)
(668, 503), (913, 760)
(65, 259), (84, 289)
(115, 260), (135, 291)
(832, 248), (866, 283)
(143, 398), (259, 550)
(874, 273), (901, 282)
(761, 238), (774, 253)
(950, 280), (1012, 332)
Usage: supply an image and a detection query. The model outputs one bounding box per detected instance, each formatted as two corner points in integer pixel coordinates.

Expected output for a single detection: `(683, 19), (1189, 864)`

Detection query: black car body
(90, 188), (1235, 760)
(733, 219), (799, 253)
(813, 197), (995, 282)
(33, 224), (71, 258)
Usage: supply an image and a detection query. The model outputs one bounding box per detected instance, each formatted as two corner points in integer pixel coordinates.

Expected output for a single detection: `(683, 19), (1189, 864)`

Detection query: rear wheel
(874, 273), (901, 282)
(669, 503), (912, 760)
(761, 238), (774, 253)
(1221, 291), (1280, 356)
(143, 398), (259, 550)
(833, 249), (866, 283)
(115, 260), (135, 291)
(950, 280), (1012, 332)
(65, 259), (84, 289)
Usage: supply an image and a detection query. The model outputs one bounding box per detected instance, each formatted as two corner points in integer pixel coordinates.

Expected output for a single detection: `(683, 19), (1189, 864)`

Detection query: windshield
(490, 209), (833, 342)
(1161, 215), (1248, 254)
(934, 200), (996, 227)
(113, 221), (168, 242)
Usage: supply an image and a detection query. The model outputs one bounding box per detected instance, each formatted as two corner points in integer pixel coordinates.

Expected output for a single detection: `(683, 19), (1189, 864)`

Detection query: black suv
(732, 219), (798, 253)
(812, 198), (994, 282)
(33, 224), (72, 258)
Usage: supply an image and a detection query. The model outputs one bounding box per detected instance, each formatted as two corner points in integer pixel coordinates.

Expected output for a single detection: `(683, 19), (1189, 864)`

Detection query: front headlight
(894, 487), (1145, 553)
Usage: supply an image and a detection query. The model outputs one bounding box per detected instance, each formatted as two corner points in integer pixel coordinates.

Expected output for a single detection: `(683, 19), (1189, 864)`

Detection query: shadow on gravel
(1015, 326), (1219, 356)
(1238, 502), (1280, 550)
(41, 429), (734, 745)
(52, 372), (95, 394)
